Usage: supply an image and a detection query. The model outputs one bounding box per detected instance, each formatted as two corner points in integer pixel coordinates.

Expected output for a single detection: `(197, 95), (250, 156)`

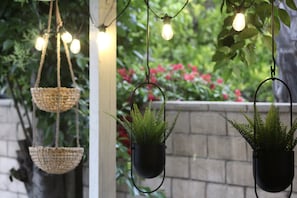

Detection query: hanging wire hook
(271, 0), (276, 78)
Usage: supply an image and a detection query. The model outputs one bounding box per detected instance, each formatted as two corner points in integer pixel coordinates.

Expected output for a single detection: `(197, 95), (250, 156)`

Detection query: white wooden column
(89, 0), (116, 197)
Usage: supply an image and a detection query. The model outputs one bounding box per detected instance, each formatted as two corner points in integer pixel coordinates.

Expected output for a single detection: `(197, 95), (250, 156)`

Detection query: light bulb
(70, 39), (81, 54)
(61, 31), (73, 43)
(232, 12), (246, 32)
(35, 36), (45, 51)
(97, 30), (111, 51)
(161, 15), (173, 40)
(162, 23), (174, 40)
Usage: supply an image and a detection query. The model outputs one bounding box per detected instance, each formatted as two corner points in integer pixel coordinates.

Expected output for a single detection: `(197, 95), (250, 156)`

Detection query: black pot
(253, 150), (294, 192)
(132, 143), (165, 178)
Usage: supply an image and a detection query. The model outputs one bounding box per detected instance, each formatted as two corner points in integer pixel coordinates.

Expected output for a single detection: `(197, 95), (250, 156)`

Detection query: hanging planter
(228, 77), (296, 196)
(31, 0), (80, 113)
(29, 146), (83, 174)
(113, 82), (178, 193)
(31, 87), (80, 113)
(29, 0), (83, 174)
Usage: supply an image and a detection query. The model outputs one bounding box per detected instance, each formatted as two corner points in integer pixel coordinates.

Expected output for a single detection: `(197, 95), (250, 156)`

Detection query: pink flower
(117, 68), (134, 82)
(210, 84), (215, 90)
(236, 96), (244, 102)
(223, 93), (229, 100)
(188, 64), (198, 73)
(165, 74), (171, 80)
(201, 74), (211, 83)
(157, 65), (166, 72)
(184, 72), (197, 81)
(148, 91), (155, 101)
(150, 68), (158, 74)
(150, 75), (157, 83)
(234, 89), (241, 97)
(217, 78), (223, 84)
(172, 63), (184, 71)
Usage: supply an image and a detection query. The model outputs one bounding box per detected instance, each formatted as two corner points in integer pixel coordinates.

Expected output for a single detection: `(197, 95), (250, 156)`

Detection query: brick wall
(0, 99), (28, 198)
(3, 99), (297, 198)
(117, 101), (297, 198)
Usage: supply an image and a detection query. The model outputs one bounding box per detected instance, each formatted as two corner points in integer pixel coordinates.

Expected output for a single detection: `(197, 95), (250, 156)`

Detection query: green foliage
(228, 104), (297, 151)
(115, 103), (178, 145)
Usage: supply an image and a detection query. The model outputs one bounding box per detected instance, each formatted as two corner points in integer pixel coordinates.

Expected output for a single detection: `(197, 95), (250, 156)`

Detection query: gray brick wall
(0, 100), (28, 198)
(117, 101), (297, 198)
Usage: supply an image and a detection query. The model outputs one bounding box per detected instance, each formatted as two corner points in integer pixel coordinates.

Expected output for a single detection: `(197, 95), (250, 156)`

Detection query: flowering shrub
(117, 63), (245, 104)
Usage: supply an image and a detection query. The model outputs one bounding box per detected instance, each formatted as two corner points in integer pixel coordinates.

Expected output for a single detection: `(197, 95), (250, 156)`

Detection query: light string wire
(144, 0), (189, 19)
(89, 0), (131, 29)
(226, 0), (254, 11)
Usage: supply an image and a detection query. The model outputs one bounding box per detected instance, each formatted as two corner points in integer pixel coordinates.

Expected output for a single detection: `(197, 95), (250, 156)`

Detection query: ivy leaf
(278, 8), (291, 27)
(286, 0), (297, 10)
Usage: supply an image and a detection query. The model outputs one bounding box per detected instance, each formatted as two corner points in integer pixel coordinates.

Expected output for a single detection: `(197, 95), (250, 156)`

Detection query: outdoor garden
(1, 0), (297, 197)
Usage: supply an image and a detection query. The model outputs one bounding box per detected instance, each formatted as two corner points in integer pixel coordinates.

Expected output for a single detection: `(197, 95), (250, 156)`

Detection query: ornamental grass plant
(116, 102), (178, 145)
(228, 104), (297, 151)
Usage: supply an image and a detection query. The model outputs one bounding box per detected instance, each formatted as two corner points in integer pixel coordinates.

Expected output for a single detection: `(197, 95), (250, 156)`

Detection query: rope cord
(34, 0), (54, 87)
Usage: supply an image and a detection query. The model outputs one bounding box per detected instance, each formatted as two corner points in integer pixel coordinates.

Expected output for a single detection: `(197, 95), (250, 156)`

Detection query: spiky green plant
(115, 102), (178, 145)
(228, 104), (297, 151)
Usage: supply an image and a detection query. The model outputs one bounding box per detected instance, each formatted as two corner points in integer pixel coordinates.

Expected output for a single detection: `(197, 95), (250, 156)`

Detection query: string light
(61, 30), (73, 43)
(145, 0), (188, 40)
(232, 12), (246, 31)
(70, 38), (81, 54)
(161, 15), (174, 40)
(97, 25), (111, 51)
(35, 35), (45, 51)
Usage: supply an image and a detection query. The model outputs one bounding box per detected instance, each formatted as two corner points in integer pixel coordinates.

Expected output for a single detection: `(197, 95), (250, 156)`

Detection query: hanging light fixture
(96, 25), (111, 51)
(145, 0), (188, 41)
(61, 30), (73, 43)
(232, 11), (246, 31)
(70, 38), (81, 54)
(161, 14), (174, 40)
(35, 35), (46, 51)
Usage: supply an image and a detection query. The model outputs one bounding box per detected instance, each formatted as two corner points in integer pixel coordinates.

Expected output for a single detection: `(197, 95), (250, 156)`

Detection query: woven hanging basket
(29, 146), (84, 174)
(31, 87), (80, 113)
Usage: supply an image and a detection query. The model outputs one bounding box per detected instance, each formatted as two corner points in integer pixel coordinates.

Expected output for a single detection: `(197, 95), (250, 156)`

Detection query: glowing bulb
(70, 39), (81, 54)
(35, 36), (45, 51)
(232, 12), (246, 32)
(97, 30), (111, 51)
(162, 23), (174, 40)
(61, 31), (73, 43)
(161, 15), (173, 40)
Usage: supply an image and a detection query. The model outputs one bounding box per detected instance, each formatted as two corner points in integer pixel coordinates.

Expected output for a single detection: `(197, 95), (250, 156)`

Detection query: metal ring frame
(129, 81), (166, 194)
(253, 77), (293, 198)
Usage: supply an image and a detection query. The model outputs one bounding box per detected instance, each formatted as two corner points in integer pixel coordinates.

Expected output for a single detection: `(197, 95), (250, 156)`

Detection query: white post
(89, 0), (116, 197)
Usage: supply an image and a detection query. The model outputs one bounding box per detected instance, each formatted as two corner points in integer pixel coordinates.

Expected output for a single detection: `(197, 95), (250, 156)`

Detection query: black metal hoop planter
(129, 81), (166, 193)
(253, 77), (294, 197)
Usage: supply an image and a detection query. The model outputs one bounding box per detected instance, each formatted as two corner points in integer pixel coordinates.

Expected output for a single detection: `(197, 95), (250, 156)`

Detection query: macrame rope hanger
(32, 0), (81, 148)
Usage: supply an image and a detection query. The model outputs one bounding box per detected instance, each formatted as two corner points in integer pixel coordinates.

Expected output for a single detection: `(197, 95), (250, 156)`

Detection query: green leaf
(286, 0), (297, 10)
(278, 8), (291, 27)
(238, 27), (258, 40)
(2, 40), (14, 51)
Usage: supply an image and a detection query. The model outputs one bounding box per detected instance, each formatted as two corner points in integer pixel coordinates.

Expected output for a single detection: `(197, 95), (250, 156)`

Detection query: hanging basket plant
(30, 0), (80, 113)
(228, 77), (297, 194)
(29, 0), (83, 174)
(29, 146), (84, 174)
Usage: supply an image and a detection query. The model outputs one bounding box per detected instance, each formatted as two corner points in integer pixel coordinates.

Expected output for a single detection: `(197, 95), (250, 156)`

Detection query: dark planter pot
(253, 150), (294, 192)
(132, 143), (165, 178)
